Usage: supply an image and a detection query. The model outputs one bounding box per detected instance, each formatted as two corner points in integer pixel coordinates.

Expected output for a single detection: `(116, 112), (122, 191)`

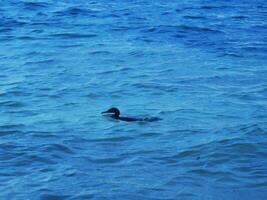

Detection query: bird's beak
(101, 110), (110, 114)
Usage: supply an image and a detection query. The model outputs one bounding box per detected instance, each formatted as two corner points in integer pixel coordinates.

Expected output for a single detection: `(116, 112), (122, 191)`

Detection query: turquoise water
(1, 0), (267, 199)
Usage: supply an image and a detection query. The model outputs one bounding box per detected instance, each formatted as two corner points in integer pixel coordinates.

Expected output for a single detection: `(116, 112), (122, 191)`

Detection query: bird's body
(101, 107), (161, 122)
(114, 116), (140, 122)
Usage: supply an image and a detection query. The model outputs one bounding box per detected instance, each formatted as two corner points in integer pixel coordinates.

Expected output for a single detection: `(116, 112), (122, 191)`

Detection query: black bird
(101, 107), (161, 122)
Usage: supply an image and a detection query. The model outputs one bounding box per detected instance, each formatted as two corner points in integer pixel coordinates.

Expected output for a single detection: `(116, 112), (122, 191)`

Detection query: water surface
(0, 0), (267, 199)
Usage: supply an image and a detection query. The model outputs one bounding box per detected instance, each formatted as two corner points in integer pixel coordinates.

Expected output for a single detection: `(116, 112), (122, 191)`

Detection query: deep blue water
(1, 0), (267, 199)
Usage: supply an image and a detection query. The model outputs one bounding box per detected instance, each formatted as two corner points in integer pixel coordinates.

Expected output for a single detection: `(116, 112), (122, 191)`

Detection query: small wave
(139, 132), (161, 137)
(189, 169), (234, 177)
(86, 92), (102, 99)
(40, 194), (70, 200)
(16, 36), (45, 41)
(13, 154), (57, 166)
(50, 33), (97, 39)
(200, 5), (229, 10)
(89, 136), (134, 143)
(0, 124), (25, 130)
(56, 44), (82, 48)
(131, 82), (177, 93)
(0, 17), (27, 28)
(172, 149), (200, 159)
(30, 131), (58, 138)
(0, 90), (31, 97)
(89, 157), (125, 164)
(28, 155), (57, 165)
(230, 15), (249, 19)
(96, 67), (133, 75)
(143, 24), (223, 35)
(89, 50), (111, 55)
(178, 25), (223, 33)
(121, 149), (167, 157)
(0, 130), (23, 137)
(71, 194), (95, 200)
(158, 108), (198, 115)
(0, 100), (25, 108)
(21, 2), (50, 10)
(218, 52), (243, 58)
(183, 15), (206, 20)
(110, 25), (137, 31)
(41, 144), (75, 155)
(227, 142), (258, 153)
(247, 182), (267, 188)
(24, 59), (55, 65)
(54, 7), (99, 17)
(0, 28), (13, 33)
(215, 176), (240, 185)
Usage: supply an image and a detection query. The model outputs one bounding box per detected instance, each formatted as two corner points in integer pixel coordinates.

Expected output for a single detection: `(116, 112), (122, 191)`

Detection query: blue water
(1, 0), (267, 199)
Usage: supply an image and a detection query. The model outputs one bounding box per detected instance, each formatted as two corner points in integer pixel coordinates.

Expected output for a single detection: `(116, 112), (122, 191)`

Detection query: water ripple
(49, 33), (98, 39)
(0, 0), (267, 199)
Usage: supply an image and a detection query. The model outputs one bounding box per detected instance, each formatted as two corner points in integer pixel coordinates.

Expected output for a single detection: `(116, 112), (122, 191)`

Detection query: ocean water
(0, 0), (267, 199)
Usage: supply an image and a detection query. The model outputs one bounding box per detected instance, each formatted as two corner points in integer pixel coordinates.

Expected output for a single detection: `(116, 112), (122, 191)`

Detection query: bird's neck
(112, 114), (120, 119)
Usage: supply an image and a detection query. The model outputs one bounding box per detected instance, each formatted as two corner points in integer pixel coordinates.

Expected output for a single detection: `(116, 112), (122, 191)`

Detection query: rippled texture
(1, 0), (267, 199)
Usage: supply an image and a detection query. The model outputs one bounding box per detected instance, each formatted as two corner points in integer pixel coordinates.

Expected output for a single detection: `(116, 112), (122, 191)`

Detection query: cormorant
(101, 107), (161, 122)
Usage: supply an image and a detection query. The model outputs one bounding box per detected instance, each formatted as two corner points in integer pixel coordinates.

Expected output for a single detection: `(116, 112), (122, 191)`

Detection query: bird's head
(101, 107), (120, 118)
